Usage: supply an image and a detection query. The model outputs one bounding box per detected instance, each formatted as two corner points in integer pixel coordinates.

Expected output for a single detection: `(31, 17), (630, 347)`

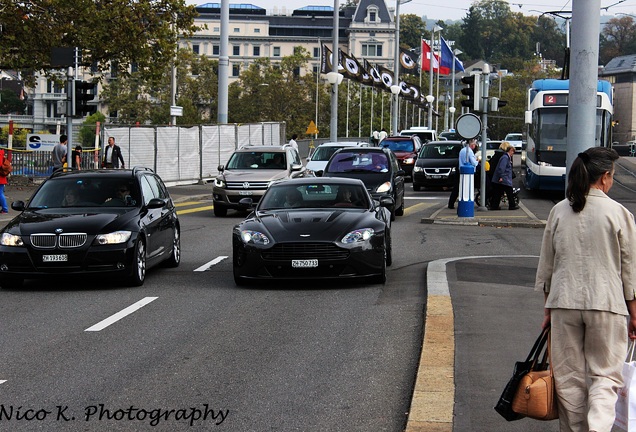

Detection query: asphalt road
(2, 157), (636, 431)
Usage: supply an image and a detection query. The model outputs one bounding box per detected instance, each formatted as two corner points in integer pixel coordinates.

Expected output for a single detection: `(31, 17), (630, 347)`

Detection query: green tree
(399, 14), (427, 49)
(0, 90), (26, 115)
(0, 0), (200, 86)
(79, 112), (107, 148)
(600, 16), (636, 64)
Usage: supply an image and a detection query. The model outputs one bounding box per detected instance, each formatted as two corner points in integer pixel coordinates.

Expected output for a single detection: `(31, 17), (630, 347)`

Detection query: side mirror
(379, 196), (395, 208)
(396, 169), (406, 177)
(11, 201), (25, 212)
(290, 163), (303, 172)
(146, 198), (165, 209)
(238, 197), (255, 208)
(217, 164), (225, 172)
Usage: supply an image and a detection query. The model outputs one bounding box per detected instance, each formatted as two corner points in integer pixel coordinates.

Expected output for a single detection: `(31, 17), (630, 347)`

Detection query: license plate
(239, 191), (253, 196)
(292, 259), (318, 268)
(43, 254), (68, 262)
(431, 175), (442, 179)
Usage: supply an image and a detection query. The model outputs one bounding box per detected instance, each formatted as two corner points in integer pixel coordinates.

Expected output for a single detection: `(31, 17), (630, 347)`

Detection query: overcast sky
(190, 0), (636, 22)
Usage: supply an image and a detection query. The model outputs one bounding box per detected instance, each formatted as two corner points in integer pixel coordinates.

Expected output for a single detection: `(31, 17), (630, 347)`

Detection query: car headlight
(214, 177), (226, 188)
(376, 182), (392, 194)
(1, 233), (23, 247)
(413, 166), (423, 173)
(403, 158), (415, 165)
(239, 230), (270, 245)
(342, 228), (374, 244)
(451, 167), (457, 173)
(95, 231), (132, 245)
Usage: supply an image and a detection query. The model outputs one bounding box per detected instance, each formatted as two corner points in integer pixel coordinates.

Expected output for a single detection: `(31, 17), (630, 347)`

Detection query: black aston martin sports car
(0, 168), (180, 288)
(232, 177), (393, 285)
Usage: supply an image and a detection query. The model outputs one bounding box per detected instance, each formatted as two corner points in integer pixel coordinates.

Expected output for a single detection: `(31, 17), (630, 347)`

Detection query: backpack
(0, 156), (12, 177)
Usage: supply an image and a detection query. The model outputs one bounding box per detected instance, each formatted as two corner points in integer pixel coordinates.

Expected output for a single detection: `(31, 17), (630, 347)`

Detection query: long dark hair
(566, 147), (619, 212)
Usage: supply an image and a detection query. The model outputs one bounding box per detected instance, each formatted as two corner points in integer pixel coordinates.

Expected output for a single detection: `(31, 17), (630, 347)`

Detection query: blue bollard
(457, 164), (475, 217)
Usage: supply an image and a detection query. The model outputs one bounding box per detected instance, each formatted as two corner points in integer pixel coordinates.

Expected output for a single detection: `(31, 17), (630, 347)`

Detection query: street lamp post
(391, 0), (412, 136)
(428, 25), (442, 130)
(330, 0), (340, 142)
(451, 48), (462, 129)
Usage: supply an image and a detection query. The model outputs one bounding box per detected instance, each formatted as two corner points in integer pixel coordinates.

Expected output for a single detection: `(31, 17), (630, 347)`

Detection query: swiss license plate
(431, 175), (442, 179)
(239, 191), (253, 196)
(43, 254), (68, 262)
(292, 259), (318, 268)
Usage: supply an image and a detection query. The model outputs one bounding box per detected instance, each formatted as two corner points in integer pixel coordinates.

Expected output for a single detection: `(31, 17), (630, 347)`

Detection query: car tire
(233, 267), (250, 286)
(163, 227), (181, 268)
(127, 240), (146, 287)
(214, 204), (228, 217)
(0, 276), (23, 289)
(374, 252), (387, 284)
(394, 196), (404, 216)
(413, 183), (421, 191)
(385, 231), (393, 267)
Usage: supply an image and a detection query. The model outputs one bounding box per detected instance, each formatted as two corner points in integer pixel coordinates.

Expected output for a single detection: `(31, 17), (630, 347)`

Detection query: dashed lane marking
(177, 205), (214, 215)
(85, 297), (158, 332)
(194, 256), (229, 272)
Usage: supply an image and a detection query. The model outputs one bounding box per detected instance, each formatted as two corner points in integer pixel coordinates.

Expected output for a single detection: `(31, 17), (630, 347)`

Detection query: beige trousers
(551, 308), (627, 432)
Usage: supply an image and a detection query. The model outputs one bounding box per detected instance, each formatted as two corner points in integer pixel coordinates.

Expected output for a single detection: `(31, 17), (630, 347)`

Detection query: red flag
(421, 39), (440, 73)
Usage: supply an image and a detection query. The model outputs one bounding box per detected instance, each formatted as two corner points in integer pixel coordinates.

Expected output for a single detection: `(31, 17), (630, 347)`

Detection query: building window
(370, 11), (376, 21)
(213, 45), (219, 55)
(366, 7), (379, 23)
(273, 46), (281, 57)
(214, 27), (219, 32)
(192, 44), (199, 54)
(313, 65), (319, 74)
(233, 27), (240, 33)
(233, 46), (240, 56)
(313, 47), (320, 58)
(253, 46), (260, 56)
(362, 43), (382, 57)
(232, 65), (240, 76)
(254, 28), (261, 33)
(131, 62), (138, 73)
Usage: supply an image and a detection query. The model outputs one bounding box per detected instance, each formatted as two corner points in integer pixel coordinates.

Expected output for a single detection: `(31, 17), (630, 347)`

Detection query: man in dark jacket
(103, 137), (125, 169)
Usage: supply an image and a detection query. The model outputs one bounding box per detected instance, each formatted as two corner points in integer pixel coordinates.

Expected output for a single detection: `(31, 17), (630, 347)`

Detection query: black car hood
(249, 209), (373, 242)
(5, 209), (139, 235)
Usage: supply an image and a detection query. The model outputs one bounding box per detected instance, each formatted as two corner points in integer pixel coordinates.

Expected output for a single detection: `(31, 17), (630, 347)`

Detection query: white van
(399, 127), (437, 143)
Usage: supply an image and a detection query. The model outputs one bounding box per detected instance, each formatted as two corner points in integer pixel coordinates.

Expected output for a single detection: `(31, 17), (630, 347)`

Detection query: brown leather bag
(512, 331), (559, 421)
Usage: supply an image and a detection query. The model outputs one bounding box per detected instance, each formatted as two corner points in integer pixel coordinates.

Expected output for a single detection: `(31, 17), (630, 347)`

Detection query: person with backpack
(0, 149), (9, 214)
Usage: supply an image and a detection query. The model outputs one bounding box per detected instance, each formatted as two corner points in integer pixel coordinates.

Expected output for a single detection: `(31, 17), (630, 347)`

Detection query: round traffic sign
(455, 113), (482, 140)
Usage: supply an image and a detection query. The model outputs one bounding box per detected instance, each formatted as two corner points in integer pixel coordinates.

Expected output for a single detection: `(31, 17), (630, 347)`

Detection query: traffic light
(460, 73), (481, 112)
(489, 97), (508, 112)
(73, 80), (97, 116)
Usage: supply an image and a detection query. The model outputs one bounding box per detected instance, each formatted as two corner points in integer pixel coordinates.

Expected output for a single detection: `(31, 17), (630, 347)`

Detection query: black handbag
(494, 326), (550, 421)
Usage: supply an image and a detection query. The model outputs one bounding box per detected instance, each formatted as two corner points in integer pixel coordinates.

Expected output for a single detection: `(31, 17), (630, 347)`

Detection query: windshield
(537, 108), (568, 151)
(226, 151), (287, 169)
(505, 134), (522, 141)
(419, 144), (461, 159)
(259, 184), (369, 210)
(381, 139), (415, 152)
(327, 152), (389, 173)
(311, 146), (345, 162)
(28, 177), (139, 209)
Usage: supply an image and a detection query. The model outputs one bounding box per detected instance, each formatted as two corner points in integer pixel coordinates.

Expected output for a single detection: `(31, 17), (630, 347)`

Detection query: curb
(420, 202), (545, 228)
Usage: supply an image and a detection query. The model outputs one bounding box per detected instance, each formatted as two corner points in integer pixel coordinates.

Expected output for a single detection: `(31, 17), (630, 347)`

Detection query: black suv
(0, 167), (180, 288)
(380, 135), (422, 179)
(320, 147), (405, 220)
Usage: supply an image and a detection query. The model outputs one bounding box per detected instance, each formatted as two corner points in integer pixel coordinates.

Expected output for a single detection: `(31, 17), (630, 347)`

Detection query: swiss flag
(421, 39), (440, 73)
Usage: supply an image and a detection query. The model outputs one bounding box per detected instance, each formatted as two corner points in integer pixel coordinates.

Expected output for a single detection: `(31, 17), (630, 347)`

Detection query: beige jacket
(535, 189), (636, 316)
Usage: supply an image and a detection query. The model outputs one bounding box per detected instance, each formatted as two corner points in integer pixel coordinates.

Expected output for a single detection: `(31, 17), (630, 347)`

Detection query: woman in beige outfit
(535, 147), (636, 432)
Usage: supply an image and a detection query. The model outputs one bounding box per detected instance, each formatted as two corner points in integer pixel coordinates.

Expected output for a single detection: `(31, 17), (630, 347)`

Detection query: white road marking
(0, 380), (6, 384)
(85, 297), (158, 332)
(194, 256), (228, 272)
(404, 196), (447, 200)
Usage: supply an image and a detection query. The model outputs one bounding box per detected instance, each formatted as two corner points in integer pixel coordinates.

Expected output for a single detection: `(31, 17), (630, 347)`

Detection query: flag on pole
(366, 60), (383, 88)
(320, 44), (333, 74)
(439, 36), (465, 75)
(377, 66), (395, 92)
(399, 48), (419, 75)
(421, 39), (440, 73)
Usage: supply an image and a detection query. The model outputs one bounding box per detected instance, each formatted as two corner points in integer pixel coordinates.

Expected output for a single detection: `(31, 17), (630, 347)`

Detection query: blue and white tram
(524, 79), (613, 191)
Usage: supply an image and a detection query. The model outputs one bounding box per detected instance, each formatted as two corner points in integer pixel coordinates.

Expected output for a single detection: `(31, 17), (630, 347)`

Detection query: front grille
(30, 233), (87, 249)
(226, 181), (269, 190)
(262, 243), (349, 260)
(423, 168), (452, 176)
